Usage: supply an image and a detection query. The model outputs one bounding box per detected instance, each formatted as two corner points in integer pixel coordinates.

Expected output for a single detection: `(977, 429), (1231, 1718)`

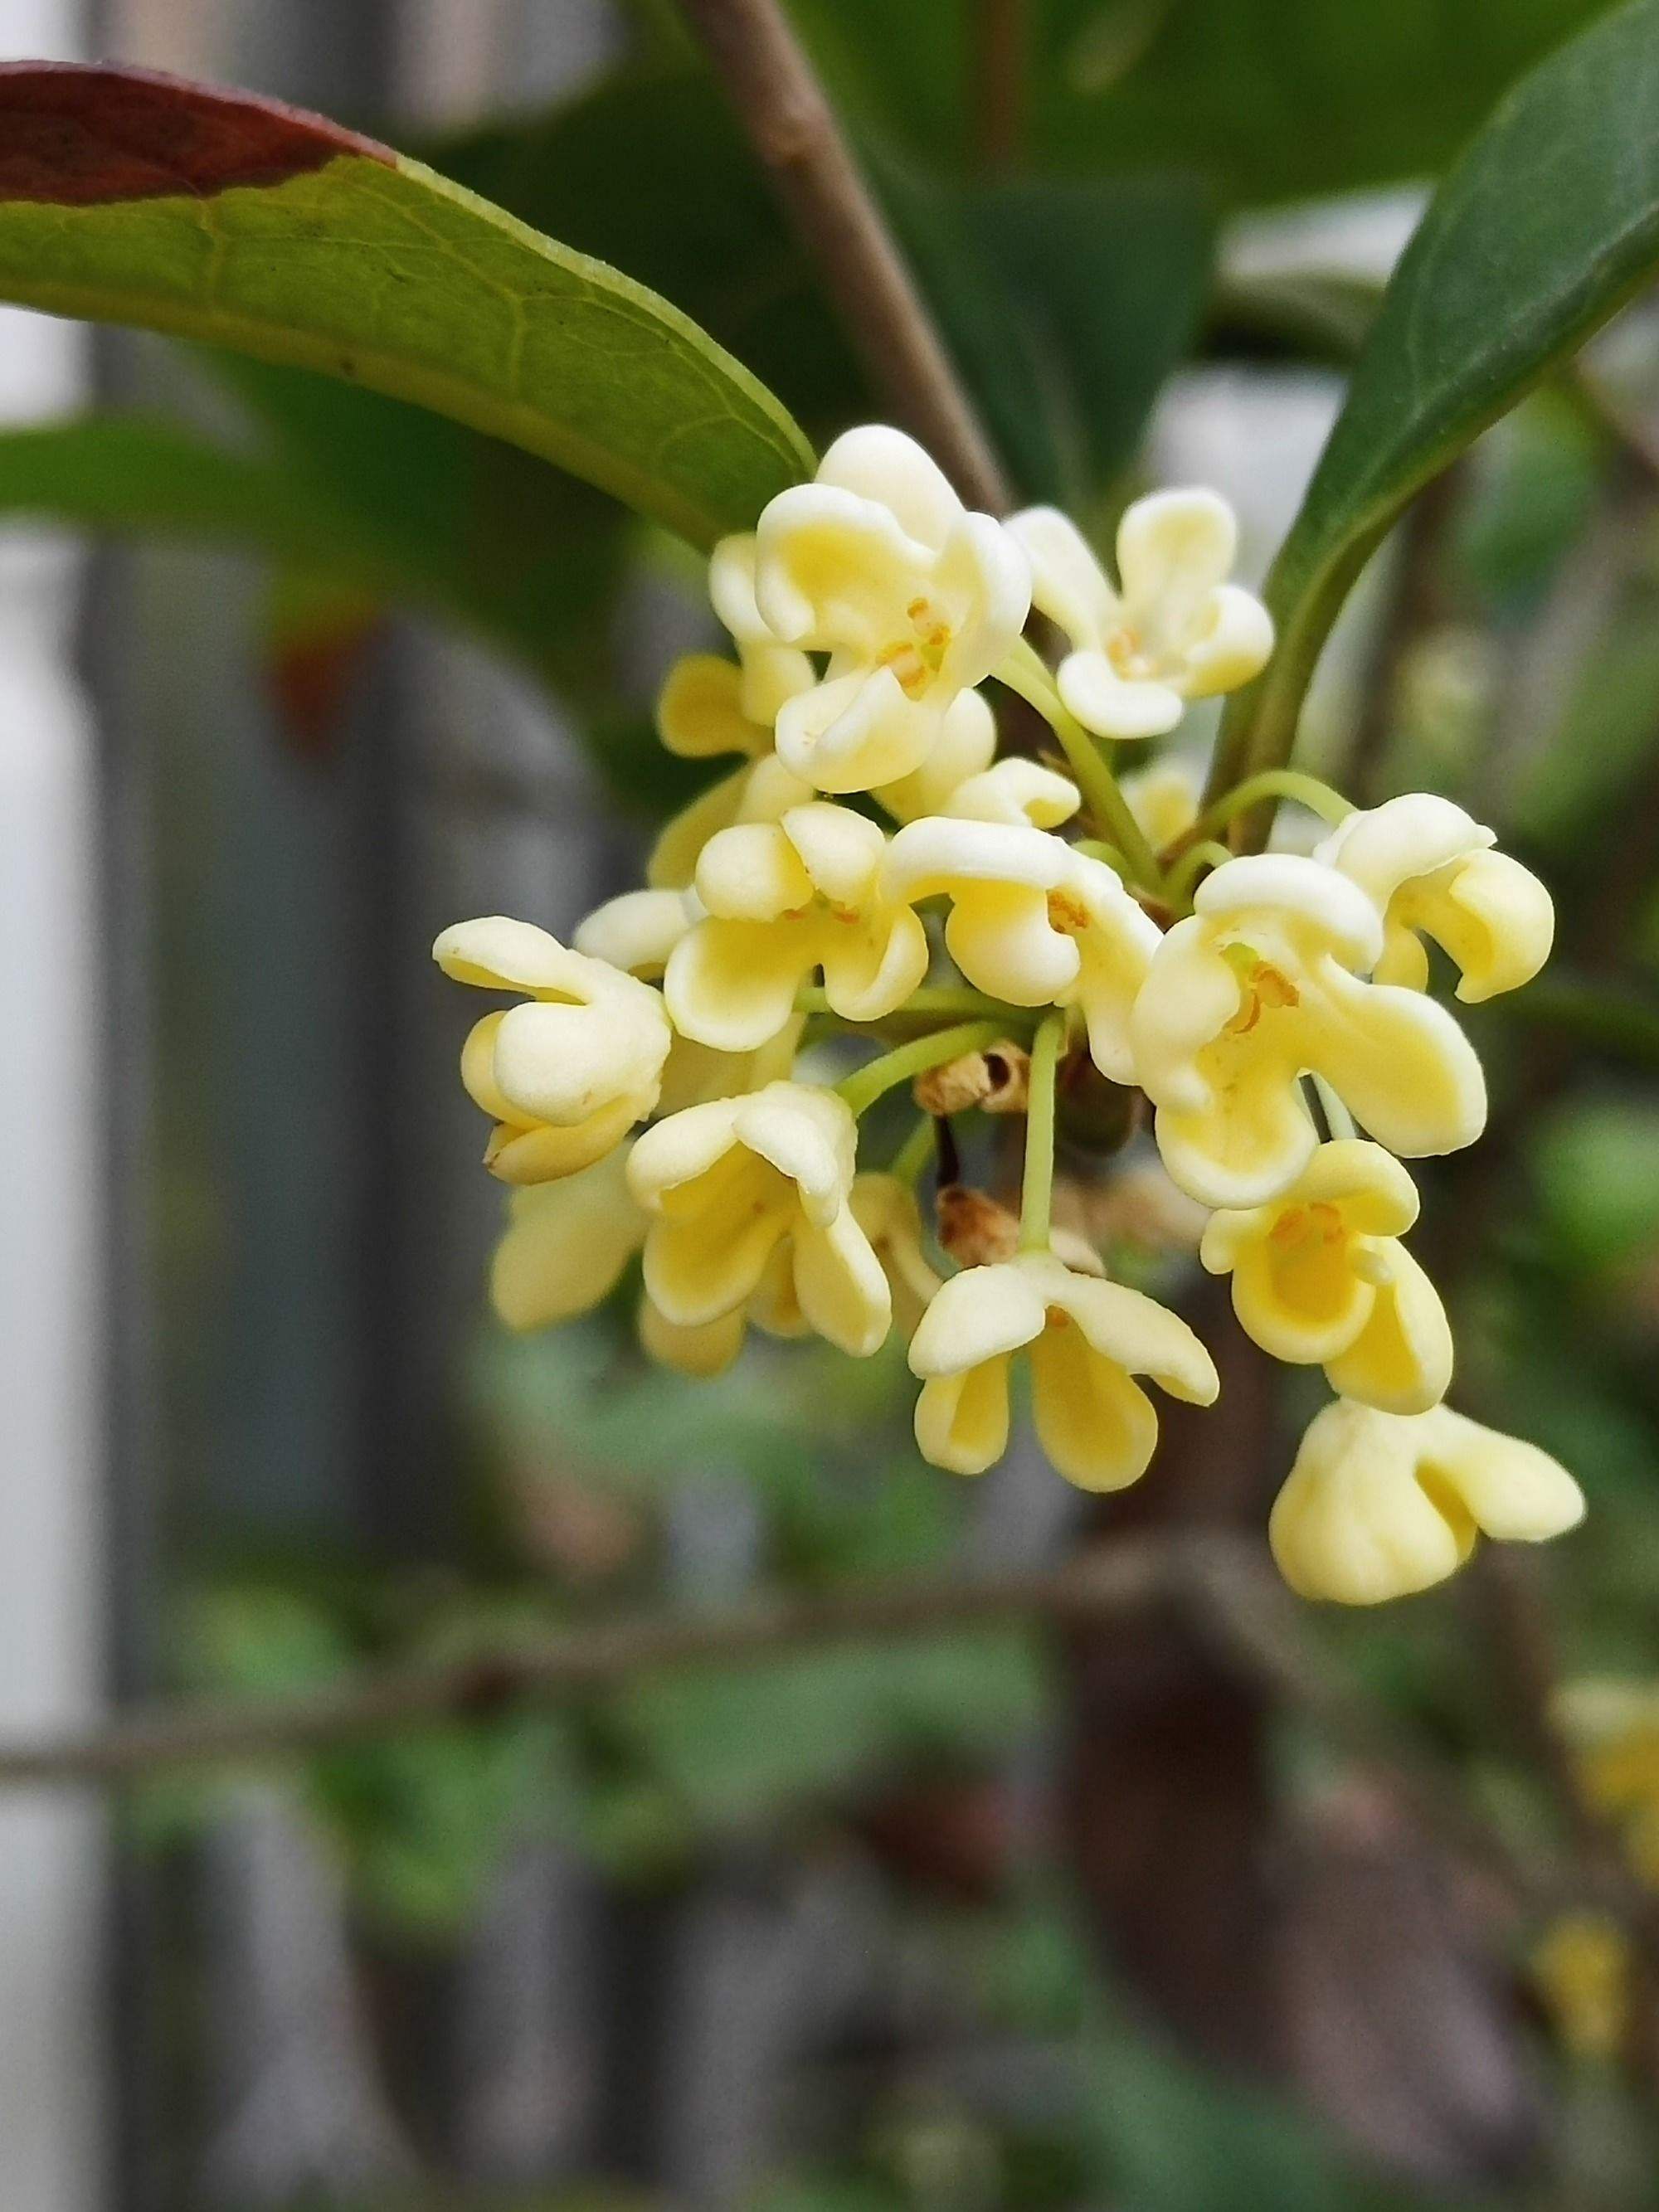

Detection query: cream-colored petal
(749, 1239), (811, 1337)
(656, 1019), (801, 1116)
(1180, 582), (1274, 697)
(1194, 855), (1384, 974)
(1324, 1242), (1452, 1415)
(486, 1091), (650, 1185)
(694, 819), (813, 921)
(1007, 506), (1115, 649)
(818, 907), (932, 1023)
(1117, 488), (1237, 625)
(664, 917), (811, 1052)
(776, 665), (938, 794)
(914, 1359), (1013, 1475)
(815, 424), (961, 550)
(575, 887), (698, 977)
(708, 532), (771, 645)
(639, 1296), (747, 1377)
(874, 686), (997, 821)
(647, 764), (752, 892)
(656, 654), (765, 760)
(1039, 1262), (1219, 1403)
(1065, 854), (1163, 1085)
(1153, 1056), (1320, 1210)
(626, 1096), (746, 1209)
(1030, 1325), (1160, 1491)
(1057, 649), (1184, 741)
(932, 512), (1033, 688)
(755, 486), (929, 649)
(732, 1082), (856, 1226)
(1314, 792), (1489, 908)
(781, 800), (886, 907)
(907, 1261), (1046, 1378)
(1416, 1406), (1585, 1543)
(641, 1185), (791, 1327)
(1129, 917), (1246, 1116)
(1270, 1399), (1473, 1606)
(434, 916), (586, 997)
(1297, 1138), (1421, 1238)
(851, 1173), (941, 1336)
(792, 1205), (893, 1356)
(943, 758), (1081, 829)
(951, 883), (1081, 1006)
(1372, 918), (1433, 994)
(1427, 848), (1555, 1004)
(491, 993), (668, 1128)
(883, 814), (1075, 902)
(1305, 962), (1486, 1159)
(489, 1150), (644, 1330)
(1226, 1231), (1375, 1367)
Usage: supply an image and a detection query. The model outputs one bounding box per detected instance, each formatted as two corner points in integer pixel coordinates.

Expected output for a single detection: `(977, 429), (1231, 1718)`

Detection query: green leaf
(0, 62), (811, 546)
(788, 0), (1613, 207)
(1209, 0), (1659, 809)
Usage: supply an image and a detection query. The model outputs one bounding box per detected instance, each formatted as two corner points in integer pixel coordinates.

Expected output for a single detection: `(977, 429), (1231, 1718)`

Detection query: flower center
(879, 597), (952, 698)
(1045, 888), (1091, 936)
(1270, 1199), (1345, 1251)
(1106, 624), (1155, 683)
(1221, 942), (1300, 1034)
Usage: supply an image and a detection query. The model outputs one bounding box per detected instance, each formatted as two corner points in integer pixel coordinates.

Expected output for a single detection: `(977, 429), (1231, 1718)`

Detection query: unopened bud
(937, 1184), (1020, 1267)
(913, 1040), (1029, 1117)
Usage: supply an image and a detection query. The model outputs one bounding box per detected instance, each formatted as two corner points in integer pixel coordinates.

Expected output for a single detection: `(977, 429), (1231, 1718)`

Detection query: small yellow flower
(665, 801), (930, 1050)
(435, 916), (672, 1184)
(1010, 493), (1272, 740)
(1269, 1398), (1584, 1605)
(1316, 792), (1554, 1004)
(1199, 1140), (1452, 1414)
(1130, 855), (1486, 1208)
(907, 1249), (1219, 1489)
(882, 820), (1160, 1082)
(1556, 1680), (1659, 1886)
(626, 1082), (890, 1356)
(746, 425), (1031, 792)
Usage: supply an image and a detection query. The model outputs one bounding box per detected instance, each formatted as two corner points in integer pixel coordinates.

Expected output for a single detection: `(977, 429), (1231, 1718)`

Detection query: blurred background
(8, 0), (1659, 2207)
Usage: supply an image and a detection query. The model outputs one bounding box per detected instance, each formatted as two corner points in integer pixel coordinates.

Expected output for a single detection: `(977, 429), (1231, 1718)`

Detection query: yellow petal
(1269, 1400), (1473, 1605)
(1117, 487), (1237, 620)
(1007, 505), (1115, 651)
(1035, 1256), (1219, 1403)
(914, 1359), (1013, 1475)
(874, 688), (997, 821)
(1223, 1225), (1375, 1367)
(1058, 649), (1183, 740)
(1306, 964), (1486, 1159)
(776, 664), (939, 794)
(942, 757), (1081, 830)
(491, 992), (669, 1129)
(732, 1082), (858, 1226)
(664, 918), (811, 1053)
(485, 1091), (651, 1185)
(489, 1150), (644, 1330)
(781, 800), (886, 907)
(1153, 1054), (1320, 1210)
(792, 1205), (893, 1356)
(818, 907), (932, 1023)
(639, 1295), (747, 1377)
(1415, 1406), (1585, 1543)
(908, 1261), (1046, 1378)
(1324, 1243), (1452, 1415)
(815, 424), (961, 549)
(574, 887), (697, 977)
(1029, 1322), (1160, 1490)
(695, 820), (814, 920)
(1427, 848), (1555, 1004)
(657, 653), (765, 760)
(434, 915), (590, 997)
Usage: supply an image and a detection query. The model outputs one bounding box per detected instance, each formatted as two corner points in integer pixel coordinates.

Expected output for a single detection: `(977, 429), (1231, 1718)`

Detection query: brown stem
(972, 0), (1027, 172)
(676, 0), (1012, 512)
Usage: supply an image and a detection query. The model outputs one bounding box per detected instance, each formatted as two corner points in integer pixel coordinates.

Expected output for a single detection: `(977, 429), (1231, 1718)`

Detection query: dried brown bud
(912, 1039), (1029, 1117)
(936, 1184), (1020, 1267)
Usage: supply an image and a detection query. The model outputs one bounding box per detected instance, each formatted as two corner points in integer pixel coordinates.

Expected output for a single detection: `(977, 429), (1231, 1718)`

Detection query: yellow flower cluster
(437, 425), (1583, 1604)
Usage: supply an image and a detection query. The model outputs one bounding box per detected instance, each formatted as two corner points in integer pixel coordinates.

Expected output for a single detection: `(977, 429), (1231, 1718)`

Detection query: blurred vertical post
(0, 4), (106, 2207)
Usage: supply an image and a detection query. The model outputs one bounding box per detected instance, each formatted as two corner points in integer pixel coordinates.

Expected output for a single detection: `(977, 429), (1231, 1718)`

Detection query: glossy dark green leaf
(1211, 0), (1659, 806)
(0, 62), (811, 546)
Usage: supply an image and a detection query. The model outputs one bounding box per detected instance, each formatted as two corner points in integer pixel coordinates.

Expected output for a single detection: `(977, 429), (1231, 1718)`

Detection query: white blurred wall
(0, 0), (106, 2201)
